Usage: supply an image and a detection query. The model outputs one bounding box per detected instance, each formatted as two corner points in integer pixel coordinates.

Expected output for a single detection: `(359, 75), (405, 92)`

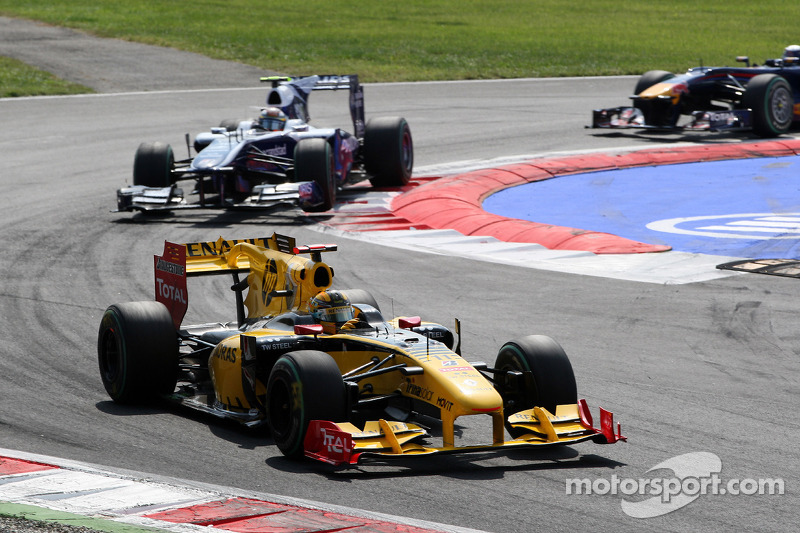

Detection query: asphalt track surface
(1, 17), (799, 533)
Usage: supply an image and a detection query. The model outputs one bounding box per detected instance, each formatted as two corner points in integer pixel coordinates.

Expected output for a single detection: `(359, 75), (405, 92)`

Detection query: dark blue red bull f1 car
(117, 74), (413, 213)
(591, 49), (800, 138)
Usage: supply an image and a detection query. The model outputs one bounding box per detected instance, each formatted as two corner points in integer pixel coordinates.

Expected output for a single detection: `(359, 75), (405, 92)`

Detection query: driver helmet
(309, 290), (355, 326)
(783, 45), (800, 63)
(257, 107), (287, 131)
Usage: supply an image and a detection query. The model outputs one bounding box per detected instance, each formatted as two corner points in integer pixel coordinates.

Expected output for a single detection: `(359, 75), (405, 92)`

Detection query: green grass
(0, 56), (93, 97)
(1, 0), (800, 94)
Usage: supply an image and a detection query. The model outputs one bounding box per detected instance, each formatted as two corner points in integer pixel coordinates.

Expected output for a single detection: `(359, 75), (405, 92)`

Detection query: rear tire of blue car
(97, 301), (178, 404)
(743, 74), (793, 138)
(133, 142), (174, 187)
(295, 138), (335, 212)
(365, 117), (413, 187)
(266, 350), (347, 458)
(494, 335), (577, 437)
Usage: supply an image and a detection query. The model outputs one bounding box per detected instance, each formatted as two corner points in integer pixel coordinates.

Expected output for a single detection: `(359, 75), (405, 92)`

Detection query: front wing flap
(591, 106), (648, 129)
(304, 400), (625, 466)
(115, 182), (311, 212)
(590, 106), (751, 132)
(117, 185), (187, 212)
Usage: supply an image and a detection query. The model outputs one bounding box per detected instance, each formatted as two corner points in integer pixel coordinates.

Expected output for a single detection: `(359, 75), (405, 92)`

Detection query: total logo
(647, 213), (800, 240)
(320, 427), (353, 455)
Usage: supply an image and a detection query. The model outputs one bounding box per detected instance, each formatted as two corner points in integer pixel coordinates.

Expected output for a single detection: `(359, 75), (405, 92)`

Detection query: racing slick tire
(743, 74), (793, 137)
(339, 289), (381, 312)
(219, 118), (243, 132)
(97, 301), (178, 404)
(633, 70), (675, 95)
(494, 335), (577, 437)
(266, 350), (347, 458)
(364, 116), (413, 187)
(133, 142), (174, 187)
(295, 138), (336, 212)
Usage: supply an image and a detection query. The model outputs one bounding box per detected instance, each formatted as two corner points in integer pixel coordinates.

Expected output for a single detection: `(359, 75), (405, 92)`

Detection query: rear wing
(183, 235), (295, 275)
(261, 74), (365, 138)
(154, 233), (337, 328)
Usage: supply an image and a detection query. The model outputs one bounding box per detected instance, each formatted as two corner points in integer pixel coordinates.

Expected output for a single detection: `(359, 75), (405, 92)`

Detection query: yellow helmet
(309, 290), (354, 325)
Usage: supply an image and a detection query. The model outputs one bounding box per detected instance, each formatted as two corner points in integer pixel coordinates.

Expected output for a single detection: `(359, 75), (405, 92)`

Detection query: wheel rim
(496, 347), (536, 414)
(401, 128), (413, 174)
(771, 85), (793, 127)
(268, 376), (293, 441)
(99, 328), (122, 383)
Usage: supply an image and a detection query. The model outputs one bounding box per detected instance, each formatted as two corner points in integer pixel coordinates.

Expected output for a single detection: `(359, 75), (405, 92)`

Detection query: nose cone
(638, 82), (687, 102)
(446, 374), (503, 416)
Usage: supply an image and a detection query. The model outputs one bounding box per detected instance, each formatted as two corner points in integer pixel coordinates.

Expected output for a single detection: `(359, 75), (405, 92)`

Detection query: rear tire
(266, 350), (347, 458)
(743, 73), (793, 137)
(97, 301), (178, 404)
(364, 117), (413, 187)
(295, 138), (335, 212)
(494, 335), (577, 436)
(133, 142), (174, 187)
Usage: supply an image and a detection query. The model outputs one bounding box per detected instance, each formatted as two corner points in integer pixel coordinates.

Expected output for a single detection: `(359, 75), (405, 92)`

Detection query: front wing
(304, 399), (625, 466)
(590, 106), (752, 133)
(116, 182), (308, 212)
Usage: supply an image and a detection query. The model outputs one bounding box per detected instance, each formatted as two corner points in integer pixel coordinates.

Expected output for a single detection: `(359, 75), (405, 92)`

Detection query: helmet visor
(318, 305), (354, 324)
(261, 117), (286, 130)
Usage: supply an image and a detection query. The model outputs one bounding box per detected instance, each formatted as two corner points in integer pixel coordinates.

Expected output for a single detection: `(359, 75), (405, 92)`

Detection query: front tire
(633, 70), (676, 126)
(133, 142), (174, 187)
(295, 138), (335, 212)
(633, 70), (675, 95)
(339, 289), (381, 312)
(494, 335), (577, 436)
(219, 118), (243, 132)
(97, 301), (178, 404)
(266, 350), (347, 458)
(364, 117), (413, 187)
(743, 74), (793, 137)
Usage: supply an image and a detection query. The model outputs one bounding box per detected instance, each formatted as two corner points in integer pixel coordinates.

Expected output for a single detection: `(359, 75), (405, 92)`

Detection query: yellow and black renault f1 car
(97, 234), (625, 466)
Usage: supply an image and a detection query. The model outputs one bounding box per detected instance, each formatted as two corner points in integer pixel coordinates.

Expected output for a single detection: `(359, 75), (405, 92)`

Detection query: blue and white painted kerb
(648, 213), (800, 239)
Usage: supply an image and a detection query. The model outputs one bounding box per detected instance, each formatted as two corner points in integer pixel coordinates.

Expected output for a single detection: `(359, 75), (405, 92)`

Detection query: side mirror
(295, 324), (323, 336)
(398, 316), (421, 329)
